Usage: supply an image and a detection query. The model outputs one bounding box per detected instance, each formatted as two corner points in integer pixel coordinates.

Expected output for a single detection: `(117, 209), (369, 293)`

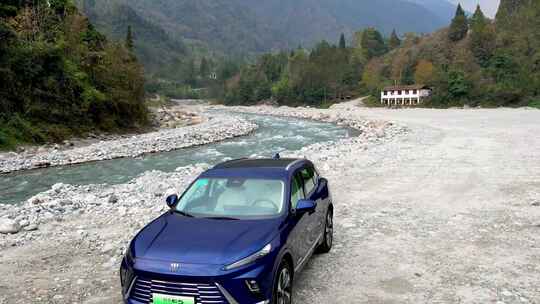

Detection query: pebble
(108, 194), (118, 204)
(24, 224), (38, 231)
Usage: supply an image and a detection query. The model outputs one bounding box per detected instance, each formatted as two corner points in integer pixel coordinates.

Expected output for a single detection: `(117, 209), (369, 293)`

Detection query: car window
(176, 178), (285, 219)
(181, 178), (210, 203)
(300, 167), (317, 195)
(290, 173), (305, 210)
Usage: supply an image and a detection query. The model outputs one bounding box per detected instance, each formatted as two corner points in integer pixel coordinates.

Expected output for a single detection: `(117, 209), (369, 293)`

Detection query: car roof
(212, 158), (305, 170)
(202, 158), (310, 180)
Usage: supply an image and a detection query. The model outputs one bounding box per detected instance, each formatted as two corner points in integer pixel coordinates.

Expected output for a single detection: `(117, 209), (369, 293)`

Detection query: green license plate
(152, 293), (195, 304)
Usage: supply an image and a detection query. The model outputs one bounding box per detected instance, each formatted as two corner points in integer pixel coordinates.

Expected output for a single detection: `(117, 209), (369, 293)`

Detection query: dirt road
(296, 108), (540, 303)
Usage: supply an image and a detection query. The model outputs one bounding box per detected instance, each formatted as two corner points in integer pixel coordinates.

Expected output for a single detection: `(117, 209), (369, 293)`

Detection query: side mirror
(317, 177), (328, 191)
(165, 189), (179, 209)
(296, 199), (316, 214)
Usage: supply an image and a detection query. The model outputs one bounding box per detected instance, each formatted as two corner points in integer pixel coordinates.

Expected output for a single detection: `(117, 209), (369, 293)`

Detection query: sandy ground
(295, 107), (540, 303)
(1, 105), (539, 303)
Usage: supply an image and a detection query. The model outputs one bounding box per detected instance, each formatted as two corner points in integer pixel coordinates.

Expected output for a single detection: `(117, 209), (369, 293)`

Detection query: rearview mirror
(165, 189), (179, 209)
(296, 199), (316, 214)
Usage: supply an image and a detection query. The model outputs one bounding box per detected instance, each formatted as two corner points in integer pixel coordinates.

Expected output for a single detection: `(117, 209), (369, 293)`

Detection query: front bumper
(120, 255), (275, 304)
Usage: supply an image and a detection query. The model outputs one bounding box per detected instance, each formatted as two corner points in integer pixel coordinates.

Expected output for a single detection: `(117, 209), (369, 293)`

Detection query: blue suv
(120, 157), (334, 304)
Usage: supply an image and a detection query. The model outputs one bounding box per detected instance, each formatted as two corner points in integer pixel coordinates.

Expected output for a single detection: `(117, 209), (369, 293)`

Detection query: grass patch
(363, 96), (385, 107)
(528, 99), (540, 109)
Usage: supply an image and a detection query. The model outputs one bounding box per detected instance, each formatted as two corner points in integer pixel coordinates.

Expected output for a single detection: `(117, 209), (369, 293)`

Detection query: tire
(316, 209), (333, 253)
(272, 259), (293, 304)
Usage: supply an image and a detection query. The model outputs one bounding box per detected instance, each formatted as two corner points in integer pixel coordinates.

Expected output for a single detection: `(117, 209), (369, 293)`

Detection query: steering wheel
(251, 199), (279, 211)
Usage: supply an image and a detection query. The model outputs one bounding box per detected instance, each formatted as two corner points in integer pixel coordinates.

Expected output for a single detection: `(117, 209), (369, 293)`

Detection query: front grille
(129, 276), (228, 304)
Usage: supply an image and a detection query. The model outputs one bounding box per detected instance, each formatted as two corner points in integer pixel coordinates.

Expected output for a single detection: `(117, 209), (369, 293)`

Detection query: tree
(339, 33), (346, 49)
(496, 0), (525, 28)
(199, 57), (209, 78)
(448, 69), (470, 99)
(470, 5), (495, 66)
(125, 25), (134, 51)
(414, 60), (435, 84)
(186, 58), (196, 86)
(360, 28), (388, 59)
(448, 4), (468, 41)
(389, 29), (401, 49)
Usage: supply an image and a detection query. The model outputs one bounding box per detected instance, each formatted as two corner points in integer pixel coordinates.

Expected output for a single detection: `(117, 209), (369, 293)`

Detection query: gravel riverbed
(0, 113), (257, 174)
(1, 102), (539, 304)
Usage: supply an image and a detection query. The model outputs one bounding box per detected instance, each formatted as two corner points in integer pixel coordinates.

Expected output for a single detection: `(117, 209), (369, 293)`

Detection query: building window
(413, 90), (418, 94)
(398, 90), (402, 95)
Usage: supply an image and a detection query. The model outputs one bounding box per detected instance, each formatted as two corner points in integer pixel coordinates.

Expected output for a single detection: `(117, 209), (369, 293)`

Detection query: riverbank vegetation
(0, 0), (148, 150)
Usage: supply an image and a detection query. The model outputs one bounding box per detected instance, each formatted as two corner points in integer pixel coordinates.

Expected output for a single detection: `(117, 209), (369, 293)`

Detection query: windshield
(176, 178), (285, 219)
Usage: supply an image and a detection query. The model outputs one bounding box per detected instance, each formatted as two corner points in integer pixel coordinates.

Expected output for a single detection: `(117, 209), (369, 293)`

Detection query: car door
(299, 166), (324, 245)
(288, 171), (312, 268)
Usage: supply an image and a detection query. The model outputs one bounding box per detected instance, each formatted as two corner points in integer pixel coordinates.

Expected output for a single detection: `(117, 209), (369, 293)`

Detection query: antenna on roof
(273, 153), (281, 160)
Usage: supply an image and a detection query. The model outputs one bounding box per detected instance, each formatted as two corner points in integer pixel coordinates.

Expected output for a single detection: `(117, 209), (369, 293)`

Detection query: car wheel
(317, 209), (333, 253)
(273, 259), (293, 304)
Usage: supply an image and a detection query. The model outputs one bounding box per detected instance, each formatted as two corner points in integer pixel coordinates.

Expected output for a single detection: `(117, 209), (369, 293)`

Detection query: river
(0, 113), (356, 205)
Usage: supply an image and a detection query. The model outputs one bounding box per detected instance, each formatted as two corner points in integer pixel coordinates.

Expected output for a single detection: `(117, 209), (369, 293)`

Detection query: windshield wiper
(174, 210), (194, 217)
(203, 216), (240, 220)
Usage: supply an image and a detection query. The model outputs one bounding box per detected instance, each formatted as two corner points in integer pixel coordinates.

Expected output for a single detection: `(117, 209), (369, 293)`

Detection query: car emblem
(170, 263), (181, 272)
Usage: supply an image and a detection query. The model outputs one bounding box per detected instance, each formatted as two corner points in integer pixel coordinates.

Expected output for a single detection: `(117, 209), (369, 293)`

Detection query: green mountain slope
(231, 0), (449, 44)
(77, 0), (187, 74)
(0, 0), (147, 149)
(358, 1), (540, 107)
(81, 0), (450, 56)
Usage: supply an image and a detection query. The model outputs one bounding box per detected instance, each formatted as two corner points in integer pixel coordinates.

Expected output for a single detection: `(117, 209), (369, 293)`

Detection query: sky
(449, 0), (500, 17)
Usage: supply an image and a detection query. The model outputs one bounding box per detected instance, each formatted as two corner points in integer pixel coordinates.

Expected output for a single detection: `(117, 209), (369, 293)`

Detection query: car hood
(132, 212), (281, 265)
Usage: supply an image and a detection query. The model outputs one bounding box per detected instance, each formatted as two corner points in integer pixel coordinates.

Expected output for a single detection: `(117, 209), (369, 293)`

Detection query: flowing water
(0, 113), (356, 204)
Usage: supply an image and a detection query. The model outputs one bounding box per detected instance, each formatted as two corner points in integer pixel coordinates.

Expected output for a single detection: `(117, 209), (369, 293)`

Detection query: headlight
(224, 244), (272, 270)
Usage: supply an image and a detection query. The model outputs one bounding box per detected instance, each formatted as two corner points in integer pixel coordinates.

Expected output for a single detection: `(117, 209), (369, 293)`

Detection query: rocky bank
(0, 113), (257, 174)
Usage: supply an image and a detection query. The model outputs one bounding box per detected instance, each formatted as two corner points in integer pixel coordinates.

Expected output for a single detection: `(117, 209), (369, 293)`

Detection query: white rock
(0, 218), (21, 234)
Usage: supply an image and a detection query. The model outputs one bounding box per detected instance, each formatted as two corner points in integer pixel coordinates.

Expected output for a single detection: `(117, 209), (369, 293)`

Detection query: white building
(381, 85), (431, 106)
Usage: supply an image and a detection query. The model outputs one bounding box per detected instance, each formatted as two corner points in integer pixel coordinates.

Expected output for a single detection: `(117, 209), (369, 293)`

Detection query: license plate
(152, 293), (195, 304)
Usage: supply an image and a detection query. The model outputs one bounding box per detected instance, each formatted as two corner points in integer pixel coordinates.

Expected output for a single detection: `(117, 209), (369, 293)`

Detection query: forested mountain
(0, 0), (148, 150)
(358, 0), (539, 107)
(78, 0), (187, 74)
(222, 0), (539, 108)
(77, 0), (447, 78)
(231, 0), (448, 46)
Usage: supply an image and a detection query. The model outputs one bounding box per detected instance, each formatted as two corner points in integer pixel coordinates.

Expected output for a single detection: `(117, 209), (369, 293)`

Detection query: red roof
(383, 84), (430, 91)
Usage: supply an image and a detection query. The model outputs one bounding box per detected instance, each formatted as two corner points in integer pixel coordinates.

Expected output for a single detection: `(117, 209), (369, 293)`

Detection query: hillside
(220, 0), (539, 108)
(0, 0), (148, 150)
(405, 0), (459, 21)
(78, 0), (187, 75)
(232, 0), (448, 45)
(359, 0), (540, 107)
(78, 0), (451, 62)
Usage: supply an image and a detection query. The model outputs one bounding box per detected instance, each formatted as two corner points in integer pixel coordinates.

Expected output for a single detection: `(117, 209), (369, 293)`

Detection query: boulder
(0, 218), (21, 234)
